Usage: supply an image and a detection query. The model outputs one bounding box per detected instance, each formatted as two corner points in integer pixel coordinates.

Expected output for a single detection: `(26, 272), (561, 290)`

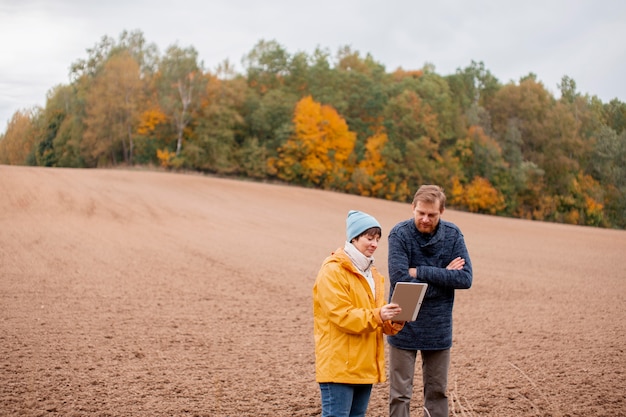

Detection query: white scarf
(344, 241), (376, 297)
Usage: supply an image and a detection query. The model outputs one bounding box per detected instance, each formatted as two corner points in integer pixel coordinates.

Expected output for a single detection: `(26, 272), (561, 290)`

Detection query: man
(387, 185), (473, 417)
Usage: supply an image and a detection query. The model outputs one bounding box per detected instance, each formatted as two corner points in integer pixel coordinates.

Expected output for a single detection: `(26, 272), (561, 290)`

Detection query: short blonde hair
(412, 185), (446, 211)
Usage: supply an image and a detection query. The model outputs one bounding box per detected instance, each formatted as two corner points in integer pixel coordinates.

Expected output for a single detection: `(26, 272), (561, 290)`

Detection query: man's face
(412, 200), (442, 234)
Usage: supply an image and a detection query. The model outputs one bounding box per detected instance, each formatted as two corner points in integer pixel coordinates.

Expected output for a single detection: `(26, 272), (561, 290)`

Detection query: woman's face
(352, 233), (380, 257)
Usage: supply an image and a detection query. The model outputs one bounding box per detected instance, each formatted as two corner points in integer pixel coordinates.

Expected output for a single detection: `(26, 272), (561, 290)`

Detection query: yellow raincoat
(313, 247), (404, 384)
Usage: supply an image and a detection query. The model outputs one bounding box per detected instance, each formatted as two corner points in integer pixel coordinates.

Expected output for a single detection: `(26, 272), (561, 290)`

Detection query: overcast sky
(1, 0), (625, 132)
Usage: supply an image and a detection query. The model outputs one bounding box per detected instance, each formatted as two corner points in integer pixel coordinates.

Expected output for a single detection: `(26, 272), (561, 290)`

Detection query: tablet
(390, 282), (428, 321)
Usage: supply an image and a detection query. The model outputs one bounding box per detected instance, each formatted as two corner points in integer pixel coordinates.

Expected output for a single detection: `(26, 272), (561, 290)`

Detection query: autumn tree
(489, 76), (554, 165)
(82, 51), (144, 166)
(455, 176), (505, 215)
(70, 30), (158, 81)
(270, 96), (356, 190)
(555, 172), (605, 226)
(410, 69), (458, 141)
(348, 129), (389, 198)
(453, 126), (508, 183)
(134, 107), (168, 164)
(5, 30), (624, 228)
(0, 108), (39, 165)
(60, 30), (159, 167)
(488, 76), (587, 218)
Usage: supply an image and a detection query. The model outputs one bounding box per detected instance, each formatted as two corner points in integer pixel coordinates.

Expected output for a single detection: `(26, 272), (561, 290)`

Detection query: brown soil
(1, 166), (625, 417)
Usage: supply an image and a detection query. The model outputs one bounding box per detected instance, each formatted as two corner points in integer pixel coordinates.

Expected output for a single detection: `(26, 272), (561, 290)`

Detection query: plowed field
(1, 166), (624, 416)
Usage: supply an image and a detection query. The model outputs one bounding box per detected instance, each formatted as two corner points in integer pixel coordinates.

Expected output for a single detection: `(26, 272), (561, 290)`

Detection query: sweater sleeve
(388, 227), (414, 283)
(416, 228), (473, 290)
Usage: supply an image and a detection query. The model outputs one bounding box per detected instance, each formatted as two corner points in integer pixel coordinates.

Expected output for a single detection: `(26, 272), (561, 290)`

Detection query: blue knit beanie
(346, 210), (381, 242)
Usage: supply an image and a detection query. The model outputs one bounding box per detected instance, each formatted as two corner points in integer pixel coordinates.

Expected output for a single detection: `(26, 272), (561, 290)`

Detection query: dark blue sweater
(387, 218), (472, 350)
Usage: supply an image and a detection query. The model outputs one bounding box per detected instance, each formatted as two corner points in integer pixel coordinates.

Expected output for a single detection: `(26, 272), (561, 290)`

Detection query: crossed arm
(408, 256), (465, 278)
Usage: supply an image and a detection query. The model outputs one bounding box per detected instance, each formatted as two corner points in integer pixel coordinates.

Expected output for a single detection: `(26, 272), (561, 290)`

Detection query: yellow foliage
(573, 172), (605, 225)
(391, 69), (424, 82)
(449, 176), (465, 207)
(137, 109), (167, 135)
(563, 209), (580, 225)
(584, 195), (604, 221)
(462, 177), (505, 214)
(389, 180), (412, 202)
(359, 131), (387, 175)
(273, 96), (356, 188)
(156, 148), (175, 168)
(355, 130), (388, 196)
(0, 110), (38, 165)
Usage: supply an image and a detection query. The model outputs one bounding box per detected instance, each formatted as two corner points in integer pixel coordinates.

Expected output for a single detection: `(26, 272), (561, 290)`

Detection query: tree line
(1, 30), (625, 229)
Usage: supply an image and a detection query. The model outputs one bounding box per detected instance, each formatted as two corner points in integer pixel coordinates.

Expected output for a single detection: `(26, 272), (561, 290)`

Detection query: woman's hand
(380, 303), (402, 321)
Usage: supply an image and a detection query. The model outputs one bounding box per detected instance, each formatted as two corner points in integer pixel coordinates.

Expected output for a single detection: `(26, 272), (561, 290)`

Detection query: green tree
(36, 84), (84, 167)
(324, 46), (390, 157)
(156, 44), (206, 156)
(558, 75), (578, 104)
(446, 60), (500, 133)
(382, 90), (444, 199)
(186, 72), (247, 173)
(244, 88), (298, 155)
(243, 39), (290, 94)
(603, 99), (626, 134)
(307, 47), (343, 107)
(589, 126), (626, 227)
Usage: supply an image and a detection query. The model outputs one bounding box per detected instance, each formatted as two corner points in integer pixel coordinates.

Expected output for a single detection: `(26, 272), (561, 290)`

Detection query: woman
(313, 210), (404, 417)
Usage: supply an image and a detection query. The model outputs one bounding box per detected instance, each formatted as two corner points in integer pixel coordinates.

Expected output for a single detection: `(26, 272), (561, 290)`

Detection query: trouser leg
(421, 349), (450, 417)
(388, 345), (418, 417)
(349, 384), (372, 417)
(320, 383), (351, 417)
(319, 383), (372, 417)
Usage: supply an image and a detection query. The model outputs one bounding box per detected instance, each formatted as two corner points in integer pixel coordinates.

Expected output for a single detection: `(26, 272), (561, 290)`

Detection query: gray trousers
(388, 345), (450, 417)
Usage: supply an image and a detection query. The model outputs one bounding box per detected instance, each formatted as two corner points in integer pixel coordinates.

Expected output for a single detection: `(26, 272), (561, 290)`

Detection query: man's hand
(408, 257), (464, 278)
(446, 257), (465, 270)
